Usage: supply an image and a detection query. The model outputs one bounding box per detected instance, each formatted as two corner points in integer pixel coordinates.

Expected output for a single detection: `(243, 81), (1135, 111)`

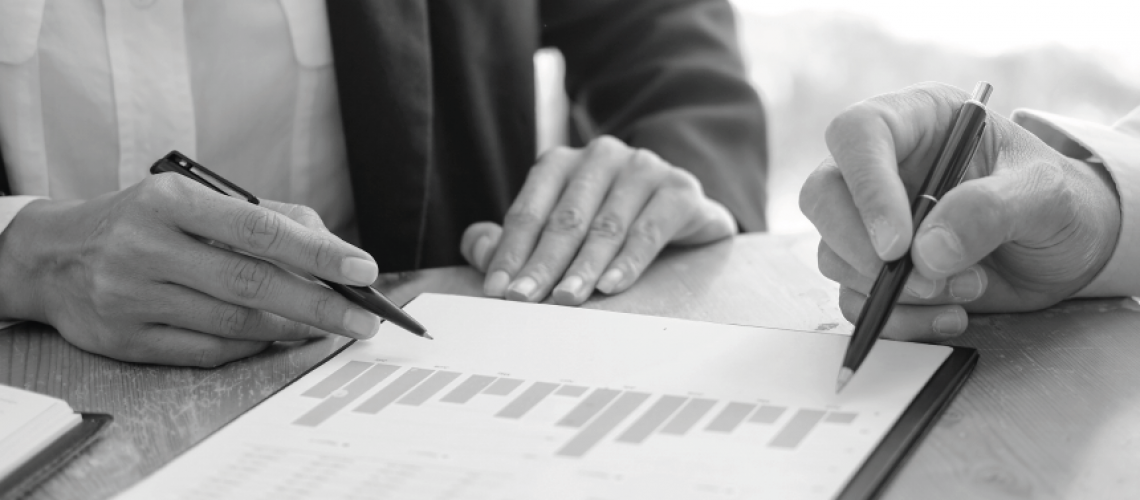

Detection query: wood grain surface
(3, 232), (1139, 499)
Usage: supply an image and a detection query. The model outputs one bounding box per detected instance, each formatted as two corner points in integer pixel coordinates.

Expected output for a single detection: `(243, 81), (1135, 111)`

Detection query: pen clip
(149, 151), (260, 205)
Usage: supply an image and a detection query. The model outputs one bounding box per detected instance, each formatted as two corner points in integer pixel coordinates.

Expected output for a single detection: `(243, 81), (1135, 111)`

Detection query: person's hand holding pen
(0, 174), (385, 367)
(799, 82), (1122, 341)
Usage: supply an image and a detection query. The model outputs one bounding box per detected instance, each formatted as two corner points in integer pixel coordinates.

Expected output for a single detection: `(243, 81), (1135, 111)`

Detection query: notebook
(115, 293), (976, 499)
(0, 385), (111, 500)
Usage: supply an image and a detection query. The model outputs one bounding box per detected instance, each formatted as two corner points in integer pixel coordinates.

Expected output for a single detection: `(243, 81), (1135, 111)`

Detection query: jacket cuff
(0, 195), (44, 327)
(1012, 108), (1140, 298)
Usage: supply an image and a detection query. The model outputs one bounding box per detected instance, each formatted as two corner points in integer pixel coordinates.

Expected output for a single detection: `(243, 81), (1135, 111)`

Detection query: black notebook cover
(0, 413), (112, 500)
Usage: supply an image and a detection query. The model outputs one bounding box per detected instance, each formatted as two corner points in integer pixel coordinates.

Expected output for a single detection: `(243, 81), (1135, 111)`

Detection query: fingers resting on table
(460, 135), (736, 306)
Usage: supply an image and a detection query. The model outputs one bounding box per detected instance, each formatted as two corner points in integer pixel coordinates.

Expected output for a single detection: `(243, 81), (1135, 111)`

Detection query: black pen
(836, 82), (992, 392)
(150, 150), (430, 340)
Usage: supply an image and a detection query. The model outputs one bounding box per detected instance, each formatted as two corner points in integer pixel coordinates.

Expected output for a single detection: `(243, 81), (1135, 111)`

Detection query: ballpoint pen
(836, 82), (992, 393)
(150, 150), (430, 340)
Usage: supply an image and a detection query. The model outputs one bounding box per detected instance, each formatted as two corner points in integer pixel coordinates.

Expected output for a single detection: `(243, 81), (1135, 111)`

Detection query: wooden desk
(3, 233), (1139, 499)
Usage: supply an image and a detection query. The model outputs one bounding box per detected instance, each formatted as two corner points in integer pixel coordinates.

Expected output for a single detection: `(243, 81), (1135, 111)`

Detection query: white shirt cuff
(0, 195), (45, 327)
(1012, 107), (1140, 298)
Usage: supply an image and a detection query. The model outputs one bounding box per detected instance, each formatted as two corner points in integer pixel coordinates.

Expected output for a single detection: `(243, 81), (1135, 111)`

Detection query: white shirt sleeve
(0, 195), (44, 330)
(1013, 107), (1140, 298)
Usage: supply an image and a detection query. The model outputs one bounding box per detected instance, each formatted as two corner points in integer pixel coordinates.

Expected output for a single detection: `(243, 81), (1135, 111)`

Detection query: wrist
(0, 199), (83, 323)
(1070, 156), (1122, 286)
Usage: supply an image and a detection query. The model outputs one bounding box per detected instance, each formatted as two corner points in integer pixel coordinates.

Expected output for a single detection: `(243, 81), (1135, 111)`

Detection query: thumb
(911, 170), (1049, 279)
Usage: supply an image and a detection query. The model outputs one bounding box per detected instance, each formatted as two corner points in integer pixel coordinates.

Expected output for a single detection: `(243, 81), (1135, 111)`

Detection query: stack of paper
(0, 385), (82, 478)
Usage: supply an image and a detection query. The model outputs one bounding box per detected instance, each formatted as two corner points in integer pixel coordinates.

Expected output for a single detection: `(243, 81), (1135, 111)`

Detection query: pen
(836, 82), (992, 393)
(150, 150), (431, 340)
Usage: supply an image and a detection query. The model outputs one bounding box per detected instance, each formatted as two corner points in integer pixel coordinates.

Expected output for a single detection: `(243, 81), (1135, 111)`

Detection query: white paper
(0, 385), (81, 478)
(116, 293), (951, 499)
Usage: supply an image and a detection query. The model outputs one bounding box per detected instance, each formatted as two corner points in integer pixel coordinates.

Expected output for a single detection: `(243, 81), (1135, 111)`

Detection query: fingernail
(341, 257), (378, 286)
(914, 227), (963, 273)
(553, 276), (584, 303)
(472, 236), (493, 270)
(597, 268), (624, 294)
(344, 308), (381, 339)
(866, 217), (899, 258)
(949, 267), (985, 302)
(485, 271), (510, 297)
(506, 277), (538, 301)
(933, 311), (964, 337)
(904, 274), (939, 299)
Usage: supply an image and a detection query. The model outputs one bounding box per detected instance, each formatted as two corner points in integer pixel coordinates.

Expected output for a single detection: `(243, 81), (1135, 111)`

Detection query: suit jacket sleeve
(541, 0), (768, 231)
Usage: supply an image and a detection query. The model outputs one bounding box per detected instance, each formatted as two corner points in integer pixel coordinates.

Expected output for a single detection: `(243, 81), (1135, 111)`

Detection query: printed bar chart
(769, 409), (827, 449)
(293, 362), (859, 457)
(484, 378), (525, 396)
(496, 382), (560, 419)
(615, 395), (687, 444)
(354, 368), (434, 414)
(659, 398), (717, 435)
(294, 364), (399, 427)
(556, 392), (651, 457)
(557, 389), (621, 428)
(440, 375), (496, 403)
(300, 361), (372, 399)
(706, 402), (757, 433)
(555, 385), (588, 397)
(397, 371), (461, 406)
(749, 405), (787, 424)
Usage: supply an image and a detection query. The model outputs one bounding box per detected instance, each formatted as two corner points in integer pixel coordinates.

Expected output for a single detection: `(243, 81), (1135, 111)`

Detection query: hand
(0, 174), (384, 366)
(799, 82), (1121, 342)
(459, 135), (736, 305)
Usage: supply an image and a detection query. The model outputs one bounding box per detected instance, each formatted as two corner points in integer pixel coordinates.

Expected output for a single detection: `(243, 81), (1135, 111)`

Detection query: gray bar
(353, 368), (435, 414)
(484, 378), (525, 396)
(495, 382), (560, 419)
(659, 398), (717, 435)
(748, 405), (787, 424)
(769, 409), (827, 449)
(440, 375), (497, 404)
(556, 392), (651, 458)
(616, 395), (687, 444)
(555, 385), (588, 397)
(824, 411), (857, 424)
(396, 371), (462, 406)
(556, 389), (621, 428)
(705, 402), (757, 433)
(301, 361), (373, 398)
(293, 364), (400, 427)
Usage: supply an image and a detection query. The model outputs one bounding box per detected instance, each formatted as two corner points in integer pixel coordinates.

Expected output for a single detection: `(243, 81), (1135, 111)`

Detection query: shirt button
(131, 0), (156, 8)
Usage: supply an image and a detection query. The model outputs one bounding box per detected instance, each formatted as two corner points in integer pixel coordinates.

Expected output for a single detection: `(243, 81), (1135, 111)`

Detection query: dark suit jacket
(0, 0), (767, 273)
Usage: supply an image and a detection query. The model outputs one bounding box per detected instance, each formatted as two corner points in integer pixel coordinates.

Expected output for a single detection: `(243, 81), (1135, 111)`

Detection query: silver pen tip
(836, 368), (854, 393)
(423, 331), (434, 340)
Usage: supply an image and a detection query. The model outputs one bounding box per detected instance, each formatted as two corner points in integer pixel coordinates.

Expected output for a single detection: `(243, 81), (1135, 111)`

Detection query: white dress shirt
(0, 0), (357, 327)
(0, 0), (356, 242)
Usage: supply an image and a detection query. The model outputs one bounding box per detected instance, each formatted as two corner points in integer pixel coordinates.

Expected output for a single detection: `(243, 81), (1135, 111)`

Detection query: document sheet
(0, 385), (82, 479)
(116, 293), (951, 499)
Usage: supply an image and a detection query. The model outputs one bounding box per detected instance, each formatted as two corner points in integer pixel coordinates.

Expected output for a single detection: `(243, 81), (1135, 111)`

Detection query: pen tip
(836, 368), (854, 394)
(422, 331), (434, 340)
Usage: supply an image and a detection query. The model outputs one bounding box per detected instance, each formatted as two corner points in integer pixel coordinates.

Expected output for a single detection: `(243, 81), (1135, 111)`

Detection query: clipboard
(840, 347), (977, 498)
(114, 294), (979, 499)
